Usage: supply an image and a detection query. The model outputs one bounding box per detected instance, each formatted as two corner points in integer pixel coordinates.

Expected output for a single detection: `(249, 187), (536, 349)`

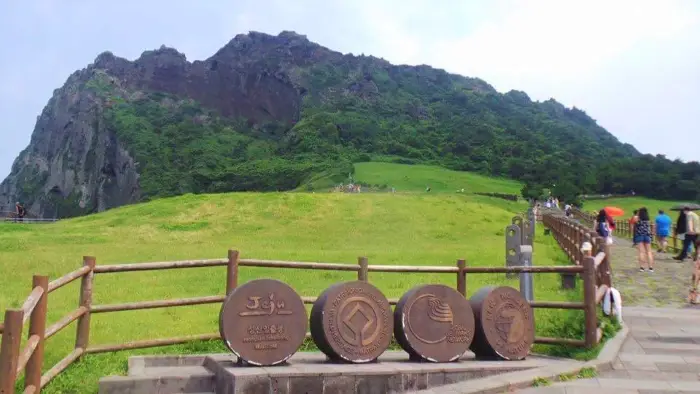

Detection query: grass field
(302, 161), (523, 194)
(352, 162), (523, 194)
(0, 167), (608, 393)
(586, 196), (695, 218)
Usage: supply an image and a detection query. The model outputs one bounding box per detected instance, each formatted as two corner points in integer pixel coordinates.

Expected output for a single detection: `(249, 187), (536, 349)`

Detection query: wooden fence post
(505, 224), (522, 279)
(226, 250), (239, 295)
(589, 232), (598, 254)
(574, 228), (581, 265)
(582, 256), (598, 348)
(601, 243), (613, 288)
(456, 259), (466, 296)
(357, 257), (368, 281)
(0, 309), (24, 393)
(24, 275), (48, 392)
(75, 256), (95, 351)
(518, 246), (534, 301)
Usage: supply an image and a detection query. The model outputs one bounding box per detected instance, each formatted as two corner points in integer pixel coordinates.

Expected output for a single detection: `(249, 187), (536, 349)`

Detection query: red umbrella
(604, 206), (625, 217)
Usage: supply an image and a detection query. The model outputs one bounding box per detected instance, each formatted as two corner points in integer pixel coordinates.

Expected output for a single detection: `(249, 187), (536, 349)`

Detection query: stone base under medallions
(98, 351), (570, 394)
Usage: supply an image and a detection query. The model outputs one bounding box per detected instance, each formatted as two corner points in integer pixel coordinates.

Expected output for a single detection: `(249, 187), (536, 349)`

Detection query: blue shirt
(655, 214), (672, 235)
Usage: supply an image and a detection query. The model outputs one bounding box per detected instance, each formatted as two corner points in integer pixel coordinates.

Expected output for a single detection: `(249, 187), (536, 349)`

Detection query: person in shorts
(634, 207), (654, 273)
(655, 210), (672, 253)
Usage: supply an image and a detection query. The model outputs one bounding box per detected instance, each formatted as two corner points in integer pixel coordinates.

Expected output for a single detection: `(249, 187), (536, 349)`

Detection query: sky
(1, 0), (699, 179)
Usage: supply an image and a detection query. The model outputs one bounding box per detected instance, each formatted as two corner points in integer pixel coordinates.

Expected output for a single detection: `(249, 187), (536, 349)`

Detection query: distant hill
(1, 30), (698, 218)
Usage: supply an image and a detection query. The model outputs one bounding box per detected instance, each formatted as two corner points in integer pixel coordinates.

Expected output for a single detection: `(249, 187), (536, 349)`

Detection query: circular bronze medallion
(310, 281), (393, 363)
(394, 284), (475, 362)
(219, 279), (307, 366)
(469, 286), (535, 360)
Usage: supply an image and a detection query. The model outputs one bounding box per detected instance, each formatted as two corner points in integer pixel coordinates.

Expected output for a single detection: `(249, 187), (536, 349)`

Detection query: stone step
(619, 353), (700, 365)
(135, 366), (212, 377)
(100, 351), (567, 393)
(99, 373), (215, 394)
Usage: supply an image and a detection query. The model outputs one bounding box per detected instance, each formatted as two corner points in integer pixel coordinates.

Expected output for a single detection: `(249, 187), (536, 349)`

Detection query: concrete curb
(416, 322), (630, 393)
(582, 322), (629, 373)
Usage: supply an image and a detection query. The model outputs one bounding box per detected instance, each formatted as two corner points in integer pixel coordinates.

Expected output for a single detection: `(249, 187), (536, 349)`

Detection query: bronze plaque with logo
(310, 281), (393, 363)
(469, 286), (535, 360)
(394, 284), (475, 362)
(219, 279), (307, 366)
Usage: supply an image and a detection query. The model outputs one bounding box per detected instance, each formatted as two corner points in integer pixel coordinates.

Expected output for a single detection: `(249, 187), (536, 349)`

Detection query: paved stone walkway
(518, 235), (700, 393)
(608, 236), (695, 307)
(517, 307), (700, 393)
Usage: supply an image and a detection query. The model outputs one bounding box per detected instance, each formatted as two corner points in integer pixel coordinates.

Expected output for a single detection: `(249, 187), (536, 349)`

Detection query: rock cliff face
(0, 31), (323, 218)
(0, 68), (141, 218)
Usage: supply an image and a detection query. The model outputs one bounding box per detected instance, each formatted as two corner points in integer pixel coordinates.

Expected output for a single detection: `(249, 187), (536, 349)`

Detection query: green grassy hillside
(353, 162), (522, 194)
(301, 161), (523, 194)
(1, 191), (598, 392)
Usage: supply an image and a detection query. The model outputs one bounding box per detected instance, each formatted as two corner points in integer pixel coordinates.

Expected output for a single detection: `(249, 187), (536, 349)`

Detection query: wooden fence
(540, 211), (612, 351)
(0, 212), (610, 392)
(0, 211), (58, 224)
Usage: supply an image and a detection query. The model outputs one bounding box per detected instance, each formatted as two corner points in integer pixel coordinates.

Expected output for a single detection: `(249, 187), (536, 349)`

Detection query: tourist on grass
(15, 202), (25, 223)
(674, 207), (699, 262)
(655, 210), (672, 253)
(635, 207), (654, 273)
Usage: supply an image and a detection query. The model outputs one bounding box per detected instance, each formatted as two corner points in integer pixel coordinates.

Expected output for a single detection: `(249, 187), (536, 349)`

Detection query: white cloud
(351, 0), (697, 88)
(1, 0), (699, 179)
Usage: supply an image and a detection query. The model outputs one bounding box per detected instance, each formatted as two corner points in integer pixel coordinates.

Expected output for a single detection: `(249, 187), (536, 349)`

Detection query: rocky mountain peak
(1, 30), (659, 220)
(137, 45), (188, 65)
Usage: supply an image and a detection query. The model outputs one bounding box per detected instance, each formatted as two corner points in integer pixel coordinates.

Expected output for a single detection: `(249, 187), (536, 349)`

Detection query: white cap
(581, 242), (592, 252)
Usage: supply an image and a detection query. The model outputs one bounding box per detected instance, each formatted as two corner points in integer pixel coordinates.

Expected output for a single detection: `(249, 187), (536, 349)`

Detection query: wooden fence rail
(541, 211), (613, 348)
(0, 275), (49, 394)
(0, 212), (609, 392)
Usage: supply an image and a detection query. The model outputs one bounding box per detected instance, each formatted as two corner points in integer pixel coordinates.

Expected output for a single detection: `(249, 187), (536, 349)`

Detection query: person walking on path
(691, 250), (700, 304)
(674, 210), (688, 258)
(596, 209), (611, 239)
(635, 207), (654, 272)
(606, 211), (616, 235)
(673, 207), (699, 262)
(564, 203), (572, 217)
(629, 210), (639, 247)
(655, 209), (672, 253)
